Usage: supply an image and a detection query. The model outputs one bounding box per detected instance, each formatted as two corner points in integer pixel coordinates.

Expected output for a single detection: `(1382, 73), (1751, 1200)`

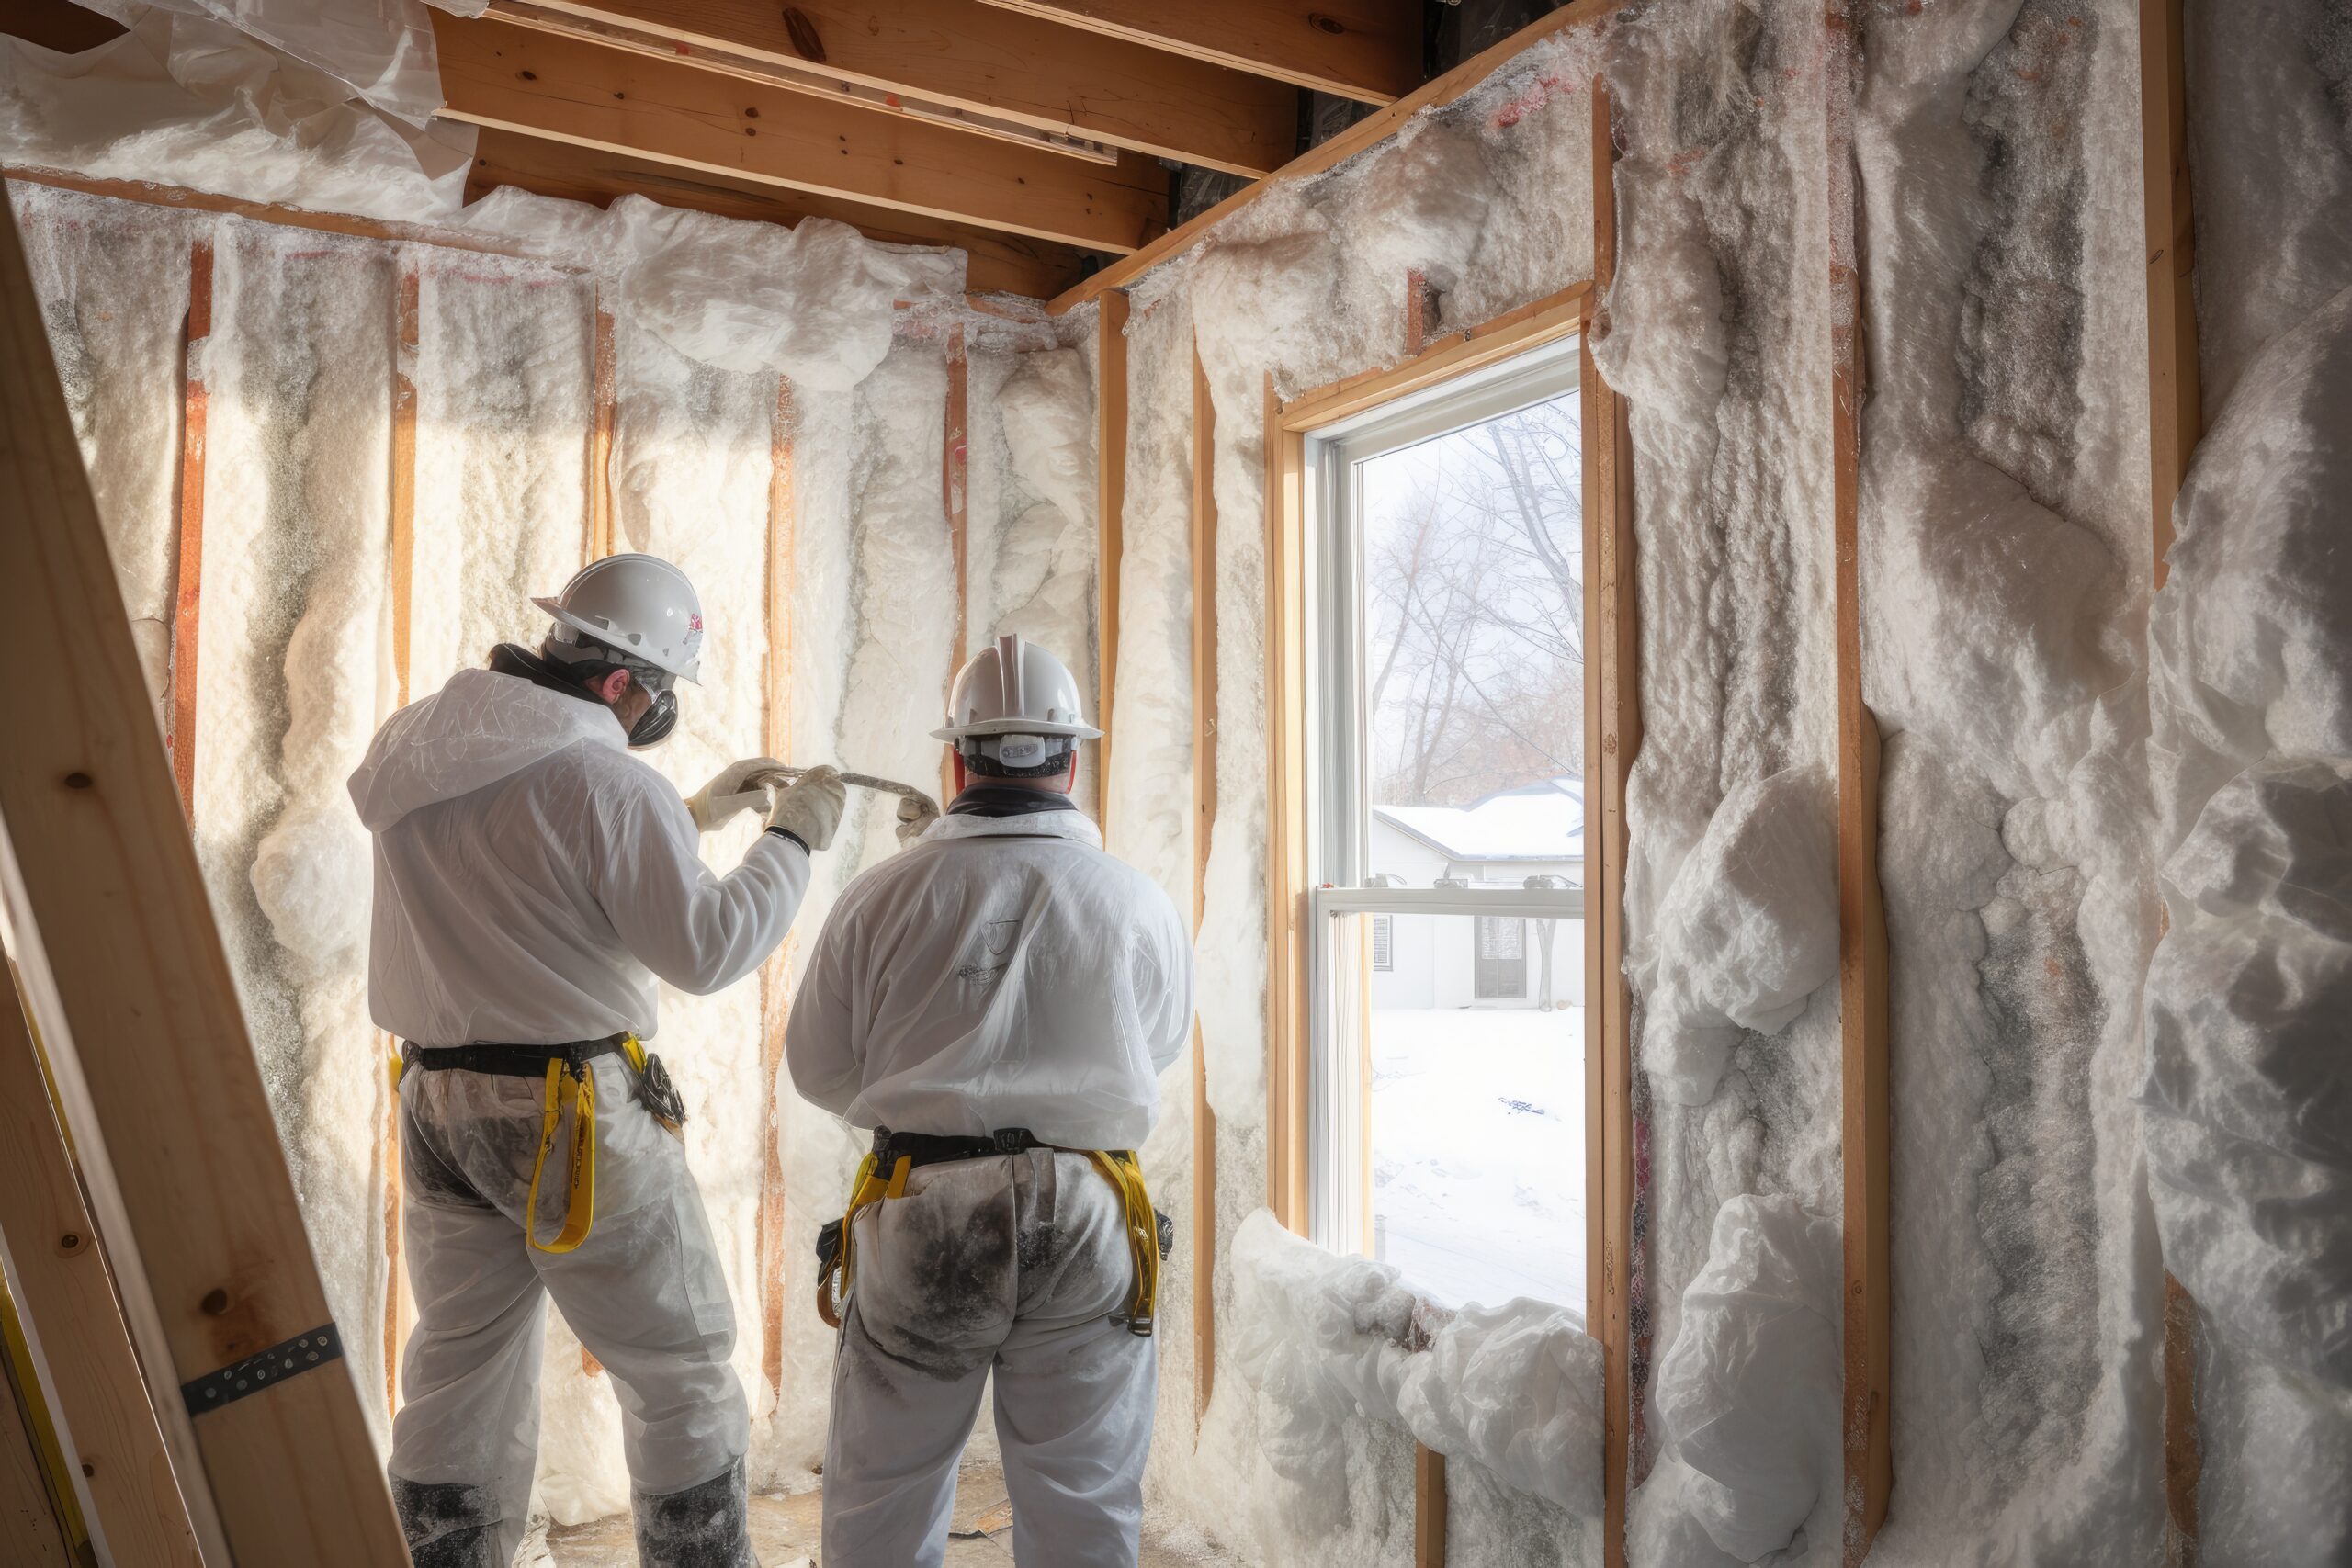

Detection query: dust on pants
(388, 1054), (752, 1568)
(824, 1148), (1157, 1567)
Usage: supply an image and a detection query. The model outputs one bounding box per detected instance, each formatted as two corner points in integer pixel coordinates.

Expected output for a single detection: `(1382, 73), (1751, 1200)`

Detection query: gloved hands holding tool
(684, 756), (786, 833)
(895, 793), (942, 846)
(766, 765), (848, 852)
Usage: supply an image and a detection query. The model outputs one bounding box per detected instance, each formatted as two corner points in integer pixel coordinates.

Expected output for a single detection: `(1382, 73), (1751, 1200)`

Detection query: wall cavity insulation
(5, 0), (2346, 1562)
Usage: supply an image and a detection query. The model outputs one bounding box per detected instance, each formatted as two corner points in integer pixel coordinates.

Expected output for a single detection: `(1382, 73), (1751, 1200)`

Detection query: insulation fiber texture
(2154, 7), (2352, 1549)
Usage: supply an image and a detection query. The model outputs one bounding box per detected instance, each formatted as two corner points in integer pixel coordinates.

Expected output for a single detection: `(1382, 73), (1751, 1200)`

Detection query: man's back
(351, 665), (806, 1046)
(786, 809), (1193, 1150)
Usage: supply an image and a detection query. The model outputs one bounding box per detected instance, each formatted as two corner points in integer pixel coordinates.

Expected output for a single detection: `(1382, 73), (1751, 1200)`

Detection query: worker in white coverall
(348, 552), (850, 1568)
(786, 633), (1195, 1567)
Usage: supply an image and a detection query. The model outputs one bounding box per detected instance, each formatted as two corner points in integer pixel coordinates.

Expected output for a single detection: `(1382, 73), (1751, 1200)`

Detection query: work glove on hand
(894, 794), (942, 847)
(765, 765), (847, 852)
(684, 757), (786, 833)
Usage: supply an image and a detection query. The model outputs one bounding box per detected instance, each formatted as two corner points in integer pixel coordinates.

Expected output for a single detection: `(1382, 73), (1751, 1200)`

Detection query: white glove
(765, 765), (847, 852)
(894, 793), (942, 847)
(684, 756), (786, 833)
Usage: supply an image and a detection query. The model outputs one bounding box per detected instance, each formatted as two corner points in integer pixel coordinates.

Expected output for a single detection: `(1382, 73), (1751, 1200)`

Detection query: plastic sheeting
(0, 9), (472, 220)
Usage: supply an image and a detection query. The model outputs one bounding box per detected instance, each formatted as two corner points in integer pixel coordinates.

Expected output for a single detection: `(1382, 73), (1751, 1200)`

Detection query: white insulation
(11, 0), (2351, 1560)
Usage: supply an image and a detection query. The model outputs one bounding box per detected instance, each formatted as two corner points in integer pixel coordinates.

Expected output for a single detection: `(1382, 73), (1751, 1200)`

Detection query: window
(1295, 328), (1588, 1313)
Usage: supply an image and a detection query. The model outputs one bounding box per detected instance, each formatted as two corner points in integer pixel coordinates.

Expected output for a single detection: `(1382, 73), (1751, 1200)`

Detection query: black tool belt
(403, 1035), (628, 1077)
(870, 1124), (1053, 1170)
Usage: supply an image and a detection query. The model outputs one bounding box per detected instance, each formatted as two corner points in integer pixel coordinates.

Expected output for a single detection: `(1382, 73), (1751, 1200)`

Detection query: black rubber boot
(388, 1474), (507, 1568)
(634, 1456), (758, 1568)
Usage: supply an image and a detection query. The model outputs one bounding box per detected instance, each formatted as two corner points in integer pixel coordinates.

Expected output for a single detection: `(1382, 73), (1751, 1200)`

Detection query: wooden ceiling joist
(433, 12), (1170, 254)
(465, 128), (1091, 299)
(492, 0), (1297, 178)
(974, 0), (1422, 104)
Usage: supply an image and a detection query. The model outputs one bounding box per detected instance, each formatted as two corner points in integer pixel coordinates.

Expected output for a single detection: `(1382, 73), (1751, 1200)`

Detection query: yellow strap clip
(525, 1055), (600, 1255)
(1086, 1150), (1161, 1336)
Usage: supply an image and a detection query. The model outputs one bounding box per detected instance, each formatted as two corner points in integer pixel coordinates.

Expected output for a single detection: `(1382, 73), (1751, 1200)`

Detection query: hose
(758, 765), (939, 818)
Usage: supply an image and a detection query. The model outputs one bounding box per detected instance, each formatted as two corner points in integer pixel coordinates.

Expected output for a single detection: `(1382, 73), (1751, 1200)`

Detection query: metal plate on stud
(181, 1321), (345, 1417)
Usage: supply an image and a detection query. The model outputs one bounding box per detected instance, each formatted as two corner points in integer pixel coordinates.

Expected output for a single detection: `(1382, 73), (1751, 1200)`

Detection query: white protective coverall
(349, 665), (810, 1568)
(786, 802), (1194, 1567)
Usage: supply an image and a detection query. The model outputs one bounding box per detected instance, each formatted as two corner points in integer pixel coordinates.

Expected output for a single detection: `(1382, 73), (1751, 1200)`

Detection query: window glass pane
(1372, 914), (1394, 971)
(1360, 392), (1584, 889)
(1363, 910), (1585, 1311)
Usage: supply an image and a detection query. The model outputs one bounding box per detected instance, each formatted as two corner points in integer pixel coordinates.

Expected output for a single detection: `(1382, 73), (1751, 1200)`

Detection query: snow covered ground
(1370, 1006), (1588, 1314)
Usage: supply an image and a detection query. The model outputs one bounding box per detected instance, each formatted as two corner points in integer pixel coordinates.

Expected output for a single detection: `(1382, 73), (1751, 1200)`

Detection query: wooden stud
(2141, 0), (2203, 1546)
(2143, 0), (2199, 592)
(384, 259), (422, 1422)
(975, 0), (1424, 104)
(433, 15), (1170, 254)
(1261, 367), (1310, 1227)
(587, 290), (617, 561)
(1189, 335), (1219, 1424)
(0, 971), (203, 1568)
(0, 186), (410, 1568)
(166, 239), (211, 816)
(0, 1351), (74, 1564)
(757, 375), (798, 1399)
(1585, 75), (1639, 1568)
(486, 0), (1296, 177)
(1823, 9), (1893, 1555)
(1096, 290), (1130, 831)
(1415, 1443), (1448, 1568)
(1403, 267), (1432, 358)
(1049, 0), (1634, 313)
(944, 322), (969, 807)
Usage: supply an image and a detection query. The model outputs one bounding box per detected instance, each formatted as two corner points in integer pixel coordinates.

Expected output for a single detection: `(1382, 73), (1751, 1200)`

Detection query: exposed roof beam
(434, 12), (1168, 254)
(465, 127), (1092, 299)
(1048, 0), (1629, 312)
(497, 0), (1297, 177)
(973, 0), (1421, 104)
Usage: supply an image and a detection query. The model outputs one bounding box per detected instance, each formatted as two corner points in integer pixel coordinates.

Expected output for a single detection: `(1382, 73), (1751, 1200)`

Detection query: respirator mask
(540, 634), (681, 749)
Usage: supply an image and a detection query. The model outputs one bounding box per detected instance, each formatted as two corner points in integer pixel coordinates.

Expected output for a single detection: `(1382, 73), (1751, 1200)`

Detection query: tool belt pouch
(631, 1049), (688, 1133)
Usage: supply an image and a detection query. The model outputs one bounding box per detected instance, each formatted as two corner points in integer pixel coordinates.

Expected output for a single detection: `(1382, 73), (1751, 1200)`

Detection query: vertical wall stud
(2141, 0), (2203, 1549)
(1826, 7), (1894, 1557)
(944, 321), (969, 806)
(1190, 337), (1220, 1426)
(1415, 1444), (1448, 1568)
(1097, 290), (1131, 829)
(384, 258), (422, 1420)
(167, 239), (212, 816)
(585, 290), (616, 562)
(758, 376), (798, 1399)
(1585, 75), (1642, 1568)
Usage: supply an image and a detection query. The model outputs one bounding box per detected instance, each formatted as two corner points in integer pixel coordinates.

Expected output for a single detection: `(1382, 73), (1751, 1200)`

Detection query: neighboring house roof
(1372, 776), (1585, 862)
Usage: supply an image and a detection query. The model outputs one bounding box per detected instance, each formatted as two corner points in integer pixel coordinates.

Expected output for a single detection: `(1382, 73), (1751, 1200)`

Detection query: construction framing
(0, 188), (412, 1566)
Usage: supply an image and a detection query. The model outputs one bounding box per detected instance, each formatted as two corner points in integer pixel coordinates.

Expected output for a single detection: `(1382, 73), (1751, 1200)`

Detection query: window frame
(1263, 282), (1602, 1288)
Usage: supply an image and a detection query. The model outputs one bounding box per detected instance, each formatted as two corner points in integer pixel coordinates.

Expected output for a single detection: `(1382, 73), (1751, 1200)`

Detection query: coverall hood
(348, 666), (625, 832)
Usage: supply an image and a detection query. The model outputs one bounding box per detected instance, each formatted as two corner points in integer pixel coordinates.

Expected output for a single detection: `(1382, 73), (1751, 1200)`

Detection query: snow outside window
(1302, 335), (1588, 1313)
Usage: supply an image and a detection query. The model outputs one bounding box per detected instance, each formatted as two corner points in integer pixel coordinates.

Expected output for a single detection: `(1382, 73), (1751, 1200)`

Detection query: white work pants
(823, 1149), (1158, 1567)
(388, 1054), (751, 1567)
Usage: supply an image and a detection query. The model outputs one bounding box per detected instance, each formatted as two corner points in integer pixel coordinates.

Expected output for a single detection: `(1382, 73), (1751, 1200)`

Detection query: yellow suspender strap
(1086, 1150), (1159, 1335)
(829, 1154), (911, 1318)
(525, 1058), (597, 1255)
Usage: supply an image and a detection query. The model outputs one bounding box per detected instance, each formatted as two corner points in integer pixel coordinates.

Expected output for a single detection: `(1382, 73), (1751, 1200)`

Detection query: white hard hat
(532, 554), (704, 684)
(933, 633), (1102, 743)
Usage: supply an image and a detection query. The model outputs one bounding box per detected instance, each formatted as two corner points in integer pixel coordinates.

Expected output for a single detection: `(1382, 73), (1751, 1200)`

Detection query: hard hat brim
(931, 718), (1102, 743)
(532, 595), (704, 684)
